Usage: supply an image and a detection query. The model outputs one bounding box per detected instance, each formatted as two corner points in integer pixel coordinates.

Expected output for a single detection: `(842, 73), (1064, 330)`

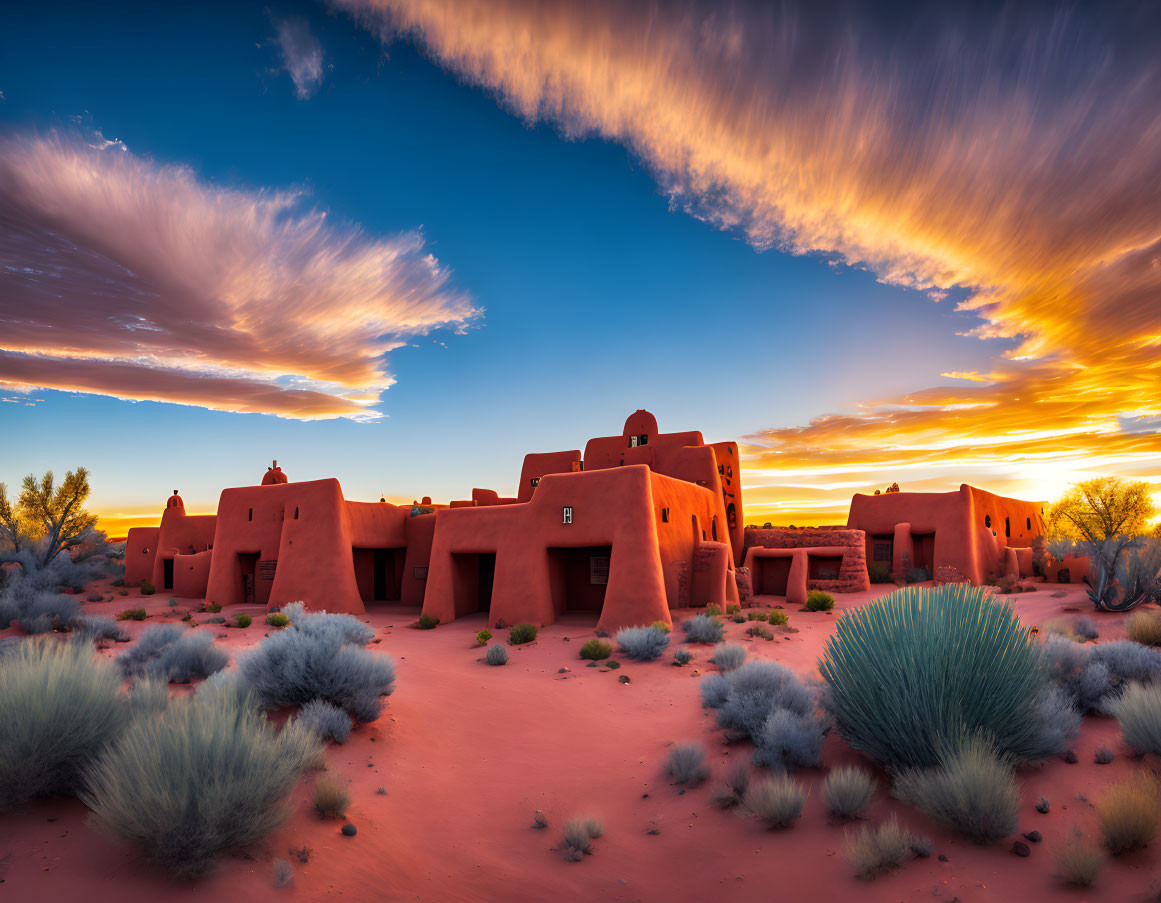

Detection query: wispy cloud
(336, 0), (1161, 518)
(0, 130), (477, 419)
(271, 13), (327, 99)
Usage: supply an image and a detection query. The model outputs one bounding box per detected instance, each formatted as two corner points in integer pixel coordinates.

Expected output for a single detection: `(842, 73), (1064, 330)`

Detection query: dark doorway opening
(755, 556), (792, 595)
(238, 552), (259, 605)
(353, 547), (406, 602)
(547, 546), (612, 616)
(808, 555), (844, 581)
(911, 532), (936, 572)
(450, 552), (497, 617)
(162, 558), (174, 590)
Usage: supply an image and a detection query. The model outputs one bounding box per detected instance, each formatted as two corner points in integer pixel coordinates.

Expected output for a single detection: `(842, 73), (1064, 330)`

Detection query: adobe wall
(743, 526), (869, 593)
(125, 526), (160, 586)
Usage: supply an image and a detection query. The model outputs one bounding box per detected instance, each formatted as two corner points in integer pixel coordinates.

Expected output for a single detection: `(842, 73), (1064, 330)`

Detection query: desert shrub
(709, 643), (747, 671)
(0, 639), (132, 808)
(893, 734), (1020, 844)
(768, 610), (789, 626)
(615, 625), (670, 661)
(681, 614), (725, 644)
(752, 707), (826, 771)
(712, 759), (751, 809)
(579, 639), (612, 661)
(1046, 636), (1161, 713)
(701, 660), (817, 736)
(673, 649), (692, 665)
(910, 834), (934, 857)
(747, 610), (768, 621)
(299, 700), (352, 744)
(312, 771), (351, 818)
(1074, 617), (1100, 640)
(1126, 609), (1161, 646)
(650, 619), (671, 633)
(867, 561), (891, 583)
(140, 580), (155, 595)
(272, 858), (294, 887)
(1055, 831), (1105, 886)
(83, 691), (322, 877)
(804, 591), (834, 611)
(846, 816), (909, 879)
(266, 613), (290, 628)
(475, 629), (492, 645)
(508, 623), (538, 645)
(727, 604), (741, 615)
(118, 624), (229, 683)
(234, 614), (252, 629)
(667, 742), (710, 785)
(824, 766), (877, 818)
(905, 567), (932, 584)
(237, 606), (394, 722)
(746, 624), (773, 640)
(743, 775), (805, 828)
(1114, 681), (1161, 753)
(1042, 617), (1078, 640)
(731, 613), (746, 623)
(705, 604), (721, 616)
(116, 607), (147, 621)
(70, 614), (128, 644)
(204, 601), (221, 613)
(0, 581), (80, 634)
(822, 585), (1072, 770)
(1096, 771), (1161, 854)
(486, 644), (508, 666)
(416, 613), (439, 629)
(561, 817), (603, 861)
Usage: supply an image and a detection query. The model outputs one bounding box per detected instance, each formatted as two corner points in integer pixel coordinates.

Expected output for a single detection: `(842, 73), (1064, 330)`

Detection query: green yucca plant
(819, 584), (1061, 770)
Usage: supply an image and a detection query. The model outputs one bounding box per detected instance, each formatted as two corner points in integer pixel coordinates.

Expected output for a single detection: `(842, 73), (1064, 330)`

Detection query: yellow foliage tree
(0, 468), (98, 569)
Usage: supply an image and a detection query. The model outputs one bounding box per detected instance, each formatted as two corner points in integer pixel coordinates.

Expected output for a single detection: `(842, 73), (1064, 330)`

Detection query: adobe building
(742, 525), (870, 604)
(846, 484), (1046, 585)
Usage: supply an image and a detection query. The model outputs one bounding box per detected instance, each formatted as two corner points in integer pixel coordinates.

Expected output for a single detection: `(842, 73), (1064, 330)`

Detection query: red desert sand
(1, 578), (1156, 902)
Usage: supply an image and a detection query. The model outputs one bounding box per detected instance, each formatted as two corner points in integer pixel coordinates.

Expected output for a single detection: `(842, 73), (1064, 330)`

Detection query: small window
(562, 506), (572, 524)
(727, 466), (733, 478)
(143, 547), (150, 554)
(413, 566), (428, 580)
(873, 542), (892, 562)
(259, 559), (277, 580)
(661, 507), (670, 523)
(1026, 517), (1032, 530)
(984, 514), (991, 528)
(530, 477), (540, 487)
(248, 508), (253, 521)
(718, 464), (724, 475)
(702, 530), (707, 540)
(629, 435), (638, 447)
(294, 506), (299, 520)
(639, 434), (648, 446)
(1005, 517), (1011, 538)
(711, 517), (718, 541)
(590, 556), (609, 585)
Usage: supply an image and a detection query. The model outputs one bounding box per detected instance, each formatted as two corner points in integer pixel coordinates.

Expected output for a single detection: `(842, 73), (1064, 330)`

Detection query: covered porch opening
(754, 555), (791, 596)
(450, 552), (496, 618)
(353, 547), (407, 602)
(547, 545), (612, 616)
(807, 554), (844, 581)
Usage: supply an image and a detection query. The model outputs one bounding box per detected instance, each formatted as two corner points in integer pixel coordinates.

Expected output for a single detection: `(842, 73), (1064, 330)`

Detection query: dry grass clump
(312, 771), (351, 819)
(1096, 770), (1161, 854)
(1114, 681), (1161, 753)
(742, 775), (806, 829)
(711, 760), (751, 809)
(561, 817), (604, 861)
(1127, 609), (1161, 646)
(1055, 831), (1105, 886)
(666, 742), (710, 786)
(846, 816), (910, 879)
(823, 766), (877, 818)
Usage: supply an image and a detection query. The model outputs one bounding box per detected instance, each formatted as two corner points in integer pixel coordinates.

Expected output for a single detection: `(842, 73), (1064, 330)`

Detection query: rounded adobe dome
(261, 460), (289, 486)
(165, 490), (184, 509)
(622, 409), (658, 439)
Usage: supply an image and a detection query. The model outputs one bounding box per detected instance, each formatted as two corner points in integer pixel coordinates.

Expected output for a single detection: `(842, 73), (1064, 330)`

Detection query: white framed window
(530, 477), (539, 487)
(562, 506), (573, 524)
(629, 435), (638, 447)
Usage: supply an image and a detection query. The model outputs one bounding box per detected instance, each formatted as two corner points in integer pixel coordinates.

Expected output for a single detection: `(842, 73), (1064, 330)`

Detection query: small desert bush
(892, 734), (1020, 844)
(1042, 617), (1077, 640)
(509, 622), (538, 645)
(1074, 617), (1100, 641)
(118, 624), (229, 683)
(235, 614), (252, 628)
(846, 816), (909, 879)
(116, 607), (147, 621)
(1126, 609), (1161, 646)
(312, 771), (351, 818)
(266, 613), (290, 628)
(82, 691), (322, 877)
(615, 625), (670, 661)
(743, 775), (806, 828)
(140, 580), (155, 595)
(709, 643), (747, 671)
(486, 644), (509, 666)
(561, 817), (603, 861)
(804, 591), (834, 611)
(667, 742), (710, 785)
(204, 601), (222, 613)
(1114, 681), (1161, 753)
(731, 613), (746, 623)
(1044, 636), (1161, 714)
(1055, 831), (1105, 886)
(299, 699), (352, 744)
(417, 613), (439, 629)
(238, 605), (394, 722)
(70, 614), (128, 644)
(579, 638), (612, 661)
(824, 766), (877, 818)
(475, 629), (492, 645)
(1096, 770), (1161, 854)
(673, 648), (692, 665)
(681, 614), (725, 644)
(747, 610), (768, 621)
(705, 604), (721, 616)
(768, 609), (789, 626)
(0, 639), (132, 808)
(727, 604), (741, 615)
(746, 624), (773, 640)
(650, 619), (671, 633)
(711, 759), (751, 809)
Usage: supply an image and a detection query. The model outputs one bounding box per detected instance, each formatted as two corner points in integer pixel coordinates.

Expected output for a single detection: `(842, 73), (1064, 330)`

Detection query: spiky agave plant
(819, 584), (1067, 770)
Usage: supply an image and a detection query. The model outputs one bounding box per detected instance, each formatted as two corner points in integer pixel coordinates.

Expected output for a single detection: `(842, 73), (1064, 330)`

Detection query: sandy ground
(2, 579), (1159, 902)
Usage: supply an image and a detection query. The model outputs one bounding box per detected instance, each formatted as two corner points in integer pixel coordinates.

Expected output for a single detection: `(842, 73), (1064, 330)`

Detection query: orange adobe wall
(846, 483), (1047, 584)
(742, 526), (869, 603)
